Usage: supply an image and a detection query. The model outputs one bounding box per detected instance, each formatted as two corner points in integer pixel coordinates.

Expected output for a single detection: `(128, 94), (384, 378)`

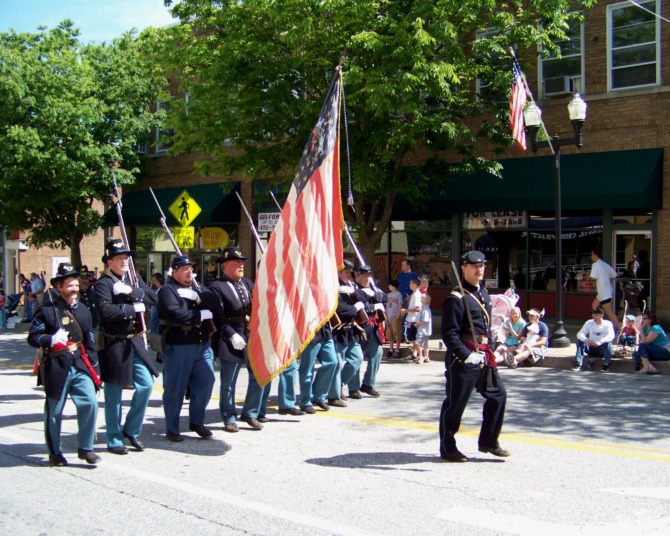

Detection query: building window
(608, 0), (659, 90)
(155, 100), (173, 154)
(540, 18), (584, 97)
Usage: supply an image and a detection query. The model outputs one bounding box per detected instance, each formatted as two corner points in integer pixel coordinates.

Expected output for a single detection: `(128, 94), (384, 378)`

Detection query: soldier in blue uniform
(327, 260), (367, 404)
(297, 321), (339, 413)
(439, 251), (510, 462)
(28, 263), (101, 466)
(158, 255), (222, 442)
(94, 239), (158, 454)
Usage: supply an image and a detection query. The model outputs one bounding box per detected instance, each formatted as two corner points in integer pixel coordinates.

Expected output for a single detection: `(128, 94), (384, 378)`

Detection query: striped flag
(248, 70), (344, 386)
(509, 58), (527, 150)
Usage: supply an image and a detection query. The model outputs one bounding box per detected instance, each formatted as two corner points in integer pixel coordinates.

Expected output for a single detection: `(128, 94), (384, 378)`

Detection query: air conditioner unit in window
(544, 75), (578, 97)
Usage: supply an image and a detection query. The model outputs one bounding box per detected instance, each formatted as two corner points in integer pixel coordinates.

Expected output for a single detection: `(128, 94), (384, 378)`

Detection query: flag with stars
(248, 70), (344, 386)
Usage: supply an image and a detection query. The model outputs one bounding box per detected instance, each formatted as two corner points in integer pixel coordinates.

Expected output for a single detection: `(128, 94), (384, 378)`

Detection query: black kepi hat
(171, 256), (197, 270)
(102, 238), (134, 263)
(218, 247), (247, 263)
(340, 259), (354, 271)
(461, 250), (487, 264)
(50, 263), (80, 286)
(354, 264), (373, 274)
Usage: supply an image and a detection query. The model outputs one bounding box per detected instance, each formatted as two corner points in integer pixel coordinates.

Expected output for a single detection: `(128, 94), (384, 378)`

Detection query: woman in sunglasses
(633, 312), (670, 374)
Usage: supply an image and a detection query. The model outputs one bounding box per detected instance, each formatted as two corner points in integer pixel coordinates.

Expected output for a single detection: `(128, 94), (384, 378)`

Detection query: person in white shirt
(400, 278), (422, 357)
(572, 307), (616, 372)
(589, 249), (621, 330)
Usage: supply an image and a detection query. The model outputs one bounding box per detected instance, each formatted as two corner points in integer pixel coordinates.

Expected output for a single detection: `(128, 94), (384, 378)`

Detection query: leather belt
(48, 341), (81, 357)
(104, 331), (143, 340)
(461, 334), (488, 344)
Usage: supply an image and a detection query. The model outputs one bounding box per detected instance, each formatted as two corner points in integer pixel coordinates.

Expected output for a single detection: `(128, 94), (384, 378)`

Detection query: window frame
(538, 16), (585, 98)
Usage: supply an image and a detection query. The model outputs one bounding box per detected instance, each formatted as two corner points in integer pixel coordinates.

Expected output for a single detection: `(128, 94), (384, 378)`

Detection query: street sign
(174, 226), (195, 250)
(168, 190), (201, 226)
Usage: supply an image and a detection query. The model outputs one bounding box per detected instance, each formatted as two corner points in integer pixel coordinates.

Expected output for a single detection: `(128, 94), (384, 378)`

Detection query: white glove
(230, 333), (246, 350)
(464, 351), (486, 365)
(177, 288), (199, 301)
(339, 285), (355, 295)
(113, 282), (133, 295)
(133, 303), (146, 313)
(199, 309), (213, 321)
(354, 301), (365, 311)
(374, 303), (385, 311)
(50, 328), (69, 347)
(362, 288), (375, 297)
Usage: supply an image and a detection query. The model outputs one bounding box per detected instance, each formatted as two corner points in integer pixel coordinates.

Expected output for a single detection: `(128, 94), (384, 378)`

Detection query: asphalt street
(1, 329), (670, 535)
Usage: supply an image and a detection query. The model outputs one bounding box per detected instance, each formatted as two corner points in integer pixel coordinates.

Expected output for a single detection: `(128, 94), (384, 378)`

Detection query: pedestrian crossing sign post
(168, 190), (201, 226)
(174, 226), (195, 250)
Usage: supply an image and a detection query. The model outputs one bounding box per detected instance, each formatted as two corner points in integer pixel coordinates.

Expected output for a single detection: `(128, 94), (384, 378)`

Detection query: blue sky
(0, 0), (177, 43)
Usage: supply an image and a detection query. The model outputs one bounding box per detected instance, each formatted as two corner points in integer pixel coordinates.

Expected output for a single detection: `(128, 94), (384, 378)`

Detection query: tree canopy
(0, 21), (165, 266)
(158, 0), (596, 260)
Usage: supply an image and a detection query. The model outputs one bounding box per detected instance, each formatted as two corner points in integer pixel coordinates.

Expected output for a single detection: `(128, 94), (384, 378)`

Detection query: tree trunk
(70, 233), (83, 269)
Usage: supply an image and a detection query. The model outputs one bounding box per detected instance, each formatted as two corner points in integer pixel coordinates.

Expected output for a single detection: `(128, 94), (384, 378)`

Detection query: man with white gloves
(157, 255), (222, 442)
(210, 247), (268, 432)
(94, 239), (158, 454)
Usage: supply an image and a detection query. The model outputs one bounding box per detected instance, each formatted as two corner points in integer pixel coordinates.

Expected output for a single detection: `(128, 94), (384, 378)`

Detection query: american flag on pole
(248, 70), (344, 386)
(509, 57), (528, 150)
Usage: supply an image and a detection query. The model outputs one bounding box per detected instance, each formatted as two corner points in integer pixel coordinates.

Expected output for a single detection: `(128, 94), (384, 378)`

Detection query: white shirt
(406, 290), (422, 322)
(590, 259), (617, 301)
(577, 318), (616, 345)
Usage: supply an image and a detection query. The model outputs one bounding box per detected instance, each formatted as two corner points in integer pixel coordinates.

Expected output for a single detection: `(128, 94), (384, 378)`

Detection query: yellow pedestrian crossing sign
(168, 190), (201, 226)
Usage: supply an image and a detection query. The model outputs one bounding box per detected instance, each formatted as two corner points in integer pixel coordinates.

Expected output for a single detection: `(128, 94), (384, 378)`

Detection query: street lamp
(523, 93), (587, 348)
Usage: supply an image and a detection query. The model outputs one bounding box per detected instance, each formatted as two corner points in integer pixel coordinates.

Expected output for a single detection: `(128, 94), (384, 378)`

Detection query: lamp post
(523, 93), (587, 348)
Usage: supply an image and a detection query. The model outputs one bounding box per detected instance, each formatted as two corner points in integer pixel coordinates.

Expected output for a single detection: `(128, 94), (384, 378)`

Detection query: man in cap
(158, 255), (222, 441)
(439, 251), (510, 462)
(28, 263), (101, 466)
(572, 306), (616, 372)
(94, 239), (159, 454)
(210, 247), (268, 431)
(327, 259), (367, 405)
(77, 265), (97, 328)
(348, 264), (387, 398)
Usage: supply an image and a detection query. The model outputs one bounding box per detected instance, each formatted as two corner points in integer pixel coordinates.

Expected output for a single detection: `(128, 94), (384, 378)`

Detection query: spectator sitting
(507, 308), (549, 368)
(633, 312), (670, 374)
(571, 307), (616, 372)
(619, 314), (640, 349)
(494, 307), (525, 365)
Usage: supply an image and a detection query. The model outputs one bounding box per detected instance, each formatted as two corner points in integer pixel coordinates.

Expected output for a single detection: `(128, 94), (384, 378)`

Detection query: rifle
(148, 188), (216, 337)
(111, 171), (148, 341)
(235, 191), (265, 254)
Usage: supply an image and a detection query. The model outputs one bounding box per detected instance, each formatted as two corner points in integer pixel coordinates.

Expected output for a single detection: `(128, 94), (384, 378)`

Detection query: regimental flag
(509, 57), (528, 150)
(248, 70), (344, 387)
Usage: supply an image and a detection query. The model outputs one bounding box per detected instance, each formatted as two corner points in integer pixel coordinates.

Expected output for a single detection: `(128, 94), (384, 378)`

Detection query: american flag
(509, 58), (528, 150)
(248, 71), (343, 386)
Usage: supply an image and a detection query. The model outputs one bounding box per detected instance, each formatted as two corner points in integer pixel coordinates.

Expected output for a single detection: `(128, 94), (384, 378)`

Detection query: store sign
(174, 226), (195, 249)
(168, 190), (202, 226)
(196, 227), (230, 249)
(463, 211), (526, 230)
(258, 212), (280, 233)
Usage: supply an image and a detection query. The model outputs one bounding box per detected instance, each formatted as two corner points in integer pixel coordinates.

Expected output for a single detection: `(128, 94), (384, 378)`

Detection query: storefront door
(613, 231), (652, 315)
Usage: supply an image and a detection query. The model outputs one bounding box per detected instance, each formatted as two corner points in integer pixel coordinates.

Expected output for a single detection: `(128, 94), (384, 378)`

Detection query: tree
(158, 0), (595, 263)
(0, 22), (165, 267)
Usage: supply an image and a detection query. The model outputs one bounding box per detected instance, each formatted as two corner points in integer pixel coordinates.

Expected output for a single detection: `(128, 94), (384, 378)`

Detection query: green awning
(104, 182), (241, 227)
(398, 148), (663, 218)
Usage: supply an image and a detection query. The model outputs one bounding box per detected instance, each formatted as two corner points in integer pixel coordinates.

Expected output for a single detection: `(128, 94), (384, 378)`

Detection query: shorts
(527, 346), (548, 365)
(599, 298), (612, 305)
(385, 317), (402, 343)
(415, 332), (430, 347)
(407, 324), (418, 342)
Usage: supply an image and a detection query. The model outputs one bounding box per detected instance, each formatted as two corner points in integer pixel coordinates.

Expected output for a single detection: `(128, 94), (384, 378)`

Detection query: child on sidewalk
(413, 294), (432, 363)
(385, 279), (403, 358)
(401, 278), (422, 359)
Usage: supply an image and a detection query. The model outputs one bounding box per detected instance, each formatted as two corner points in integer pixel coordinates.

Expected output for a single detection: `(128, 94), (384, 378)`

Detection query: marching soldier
(94, 239), (158, 454)
(439, 251), (510, 462)
(211, 247), (269, 432)
(77, 265), (97, 328)
(348, 264), (387, 398)
(297, 321), (339, 413)
(28, 263), (102, 466)
(158, 255), (222, 442)
(327, 260), (366, 404)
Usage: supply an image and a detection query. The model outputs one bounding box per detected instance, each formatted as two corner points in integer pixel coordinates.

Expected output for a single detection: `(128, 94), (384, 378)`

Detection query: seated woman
(494, 307), (525, 365)
(633, 312), (670, 374)
(507, 308), (549, 369)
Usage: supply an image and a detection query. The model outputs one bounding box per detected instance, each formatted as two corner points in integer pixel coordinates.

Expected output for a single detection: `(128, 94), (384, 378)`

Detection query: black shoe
(241, 416), (264, 430)
(78, 448), (102, 464)
(257, 416), (269, 423)
(123, 432), (144, 451)
(223, 422), (239, 433)
(107, 445), (129, 455)
(301, 406), (317, 414)
(327, 398), (348, 407)
(479, 445), (511, 457)
(348, 390), (362, 399)
(49, 453), (68, 467)
(601, 364), (611, 373)
(313, 400), (330, 411)
(441, 450), (468, 463)
(278, 407), (305, 416)
(360, 385), (381, 397)
(166, 432), (185, 442)
(571, 363), (582, 371)
(635, 364), (642, 372)
(189, 423), (213, 439)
